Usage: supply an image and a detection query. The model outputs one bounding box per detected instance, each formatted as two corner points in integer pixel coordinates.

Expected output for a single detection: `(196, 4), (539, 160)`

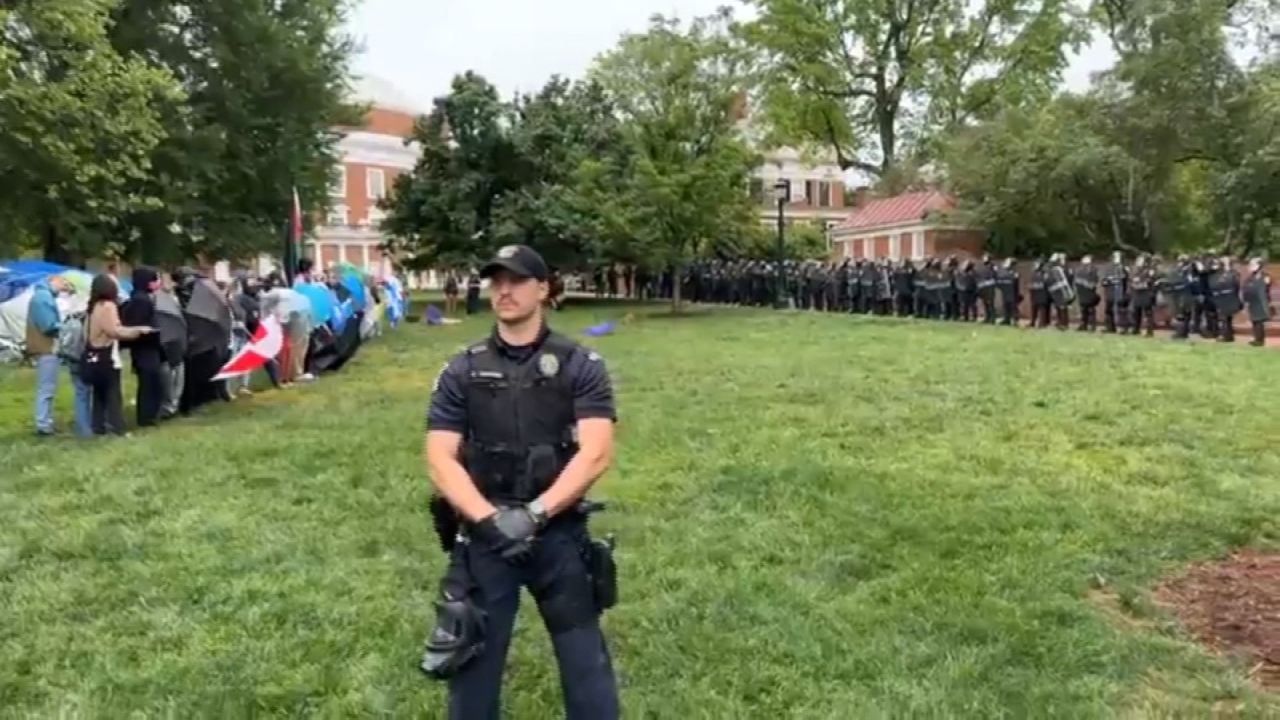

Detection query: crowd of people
(24, 258), (397, 438)
(590, 253), (1275, 346)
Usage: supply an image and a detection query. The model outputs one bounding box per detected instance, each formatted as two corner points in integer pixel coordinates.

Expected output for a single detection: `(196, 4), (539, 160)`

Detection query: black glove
(473, 507), (539, 564)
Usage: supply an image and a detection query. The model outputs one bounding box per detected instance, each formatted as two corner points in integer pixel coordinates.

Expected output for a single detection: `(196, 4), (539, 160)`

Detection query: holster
(583, 535), (618, 612)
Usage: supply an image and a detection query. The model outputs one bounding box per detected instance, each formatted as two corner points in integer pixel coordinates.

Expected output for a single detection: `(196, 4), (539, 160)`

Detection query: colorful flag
(212, 316), (284, 380)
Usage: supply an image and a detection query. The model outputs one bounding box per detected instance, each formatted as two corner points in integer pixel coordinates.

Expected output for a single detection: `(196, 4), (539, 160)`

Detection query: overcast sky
(347, 0), (1118, 112)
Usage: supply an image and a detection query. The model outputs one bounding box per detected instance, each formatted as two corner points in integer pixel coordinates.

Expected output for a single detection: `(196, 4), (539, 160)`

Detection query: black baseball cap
(480, 244), (549, 281)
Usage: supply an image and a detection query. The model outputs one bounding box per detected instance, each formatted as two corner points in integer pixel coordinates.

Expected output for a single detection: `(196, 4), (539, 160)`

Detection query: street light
(773, 179), (789, 309)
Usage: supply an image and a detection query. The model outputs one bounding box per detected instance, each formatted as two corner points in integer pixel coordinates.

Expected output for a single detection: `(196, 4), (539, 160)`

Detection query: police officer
(1170, 255), (1197, 340)
(1029, 258), (1050, 328)
(1074, 255), (1100, 331)
(1243, 258), (1273, 347)
(996, 258), (1020, 325)
(1210, 256), (1241, 342)
(1101, 252), (1129, 333)
(1129, 254), (1157, 336)
(422, 244), (620, 719)
(975, 254), (998, 324)
(465, 271), (482, 315)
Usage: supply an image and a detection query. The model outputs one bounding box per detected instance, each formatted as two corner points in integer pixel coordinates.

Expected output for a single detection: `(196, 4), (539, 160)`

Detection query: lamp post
(773, 179), (789, 309)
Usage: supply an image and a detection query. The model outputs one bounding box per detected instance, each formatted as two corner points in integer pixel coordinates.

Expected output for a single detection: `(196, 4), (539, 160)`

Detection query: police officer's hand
(474, 507), (539, 564)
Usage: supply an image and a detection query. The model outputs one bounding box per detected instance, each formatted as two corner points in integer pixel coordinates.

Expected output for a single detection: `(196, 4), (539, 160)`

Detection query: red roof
(834, 191), (955, 232)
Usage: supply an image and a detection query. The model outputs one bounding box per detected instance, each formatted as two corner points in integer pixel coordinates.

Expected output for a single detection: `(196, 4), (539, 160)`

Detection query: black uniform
(1129, 265), (1157, 336)
(957, 263), (978, 321)
(1073, 264), (1100, 331)
(894, 262), (915, 316)
(1209, 266), (1241, 342)
(1029, 264), (1050, 328)
(1244, 269), (1272, 346)
(1101, 262), (1129, 333)
(424, 326), (620, 719)
(996, 265), (1020, 325)
(975, 261), (998, 323)
(465, 274), (482, 315)
(1170, 262), (1198, 340)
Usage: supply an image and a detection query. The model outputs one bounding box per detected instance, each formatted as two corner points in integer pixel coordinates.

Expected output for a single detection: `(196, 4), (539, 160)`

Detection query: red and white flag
(213, 315), (284, 380)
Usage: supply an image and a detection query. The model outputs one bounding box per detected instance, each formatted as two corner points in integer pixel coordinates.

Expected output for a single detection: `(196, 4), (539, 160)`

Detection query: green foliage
(385, 73), (632, 272)
(4, 309), (1280, 716)
(107, 0), (361, 264)
(0, 0), (181, 263)
(388, 11), (762, 311)
(945, 0), (1280, 258)
(737, 0), (1087, 177)
(742, 220), (831, 260)
(383, 72), (522, 270)
(592, 12), (761, 307)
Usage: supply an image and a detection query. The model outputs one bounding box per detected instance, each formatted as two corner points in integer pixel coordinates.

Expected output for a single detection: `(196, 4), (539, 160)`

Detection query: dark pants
(980, 293), (996, 323)
(1251, 321), (1266, 345)
(466, 289), (481, 315)
(448, 520), (618, 720)
(1104, 302), (1128, 333)
(1219, 313), (1235, 342)
(1000, 295), (1018, 325)
(135, 365), (166, 427)
(1078, 303), (1098, 331)
(1132, 304), (1156, 336)
(1054, 305), (1069, 330)
(84, 359), (126, 436)
(1033, 302), (1051, 328)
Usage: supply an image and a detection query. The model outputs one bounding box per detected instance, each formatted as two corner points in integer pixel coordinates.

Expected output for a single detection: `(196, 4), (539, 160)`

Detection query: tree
(591, 12), (761, 310)
(737, 0), (1086, 178)
(743, 220), (832, 260)
(106, 0), (360, 264)
(0, 0), (180, 263)
(383, 72), (523, 270)
(492, 78), (633, 269)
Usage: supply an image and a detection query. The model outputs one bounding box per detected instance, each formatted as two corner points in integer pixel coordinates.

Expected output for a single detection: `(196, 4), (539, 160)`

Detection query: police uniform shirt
(426, 325), (617, 434)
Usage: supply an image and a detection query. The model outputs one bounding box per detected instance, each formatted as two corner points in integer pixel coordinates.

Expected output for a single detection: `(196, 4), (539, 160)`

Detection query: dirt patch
(1155, 549), (1280, 690)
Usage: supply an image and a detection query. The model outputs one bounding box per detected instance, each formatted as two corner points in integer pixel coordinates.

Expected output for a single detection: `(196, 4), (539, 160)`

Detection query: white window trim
(367, 168), (386, 200)
(326, 204), (348, 227)
(331, 166), (347, 198)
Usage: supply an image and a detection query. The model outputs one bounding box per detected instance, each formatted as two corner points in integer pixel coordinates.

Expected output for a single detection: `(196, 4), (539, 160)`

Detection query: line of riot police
(675, 253), (1273, 345)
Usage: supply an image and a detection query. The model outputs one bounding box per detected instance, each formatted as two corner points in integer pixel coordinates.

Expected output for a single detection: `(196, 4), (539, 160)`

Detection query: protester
(83, 274), (153, 436)
(121, 267), (167, 427)
(25, 274), (69, 435)
(443, 271), (459, 315)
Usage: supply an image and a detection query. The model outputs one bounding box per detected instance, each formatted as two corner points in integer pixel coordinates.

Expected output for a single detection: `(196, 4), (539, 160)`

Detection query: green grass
(2, 303), (1279, 718)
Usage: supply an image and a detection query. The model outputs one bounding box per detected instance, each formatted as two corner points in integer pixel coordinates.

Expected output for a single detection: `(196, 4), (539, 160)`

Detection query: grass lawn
(2, 302), (1278, 718)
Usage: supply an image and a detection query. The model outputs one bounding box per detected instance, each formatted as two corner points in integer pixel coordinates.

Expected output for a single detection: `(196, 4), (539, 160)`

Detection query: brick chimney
(853, 185), (872, 207)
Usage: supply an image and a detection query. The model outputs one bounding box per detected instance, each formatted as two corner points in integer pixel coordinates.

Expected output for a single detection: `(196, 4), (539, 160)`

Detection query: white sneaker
(299, 373), (316, 382)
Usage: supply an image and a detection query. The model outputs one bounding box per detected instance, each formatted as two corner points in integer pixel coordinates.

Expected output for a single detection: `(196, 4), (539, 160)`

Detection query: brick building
(829, 191), (986, 261)
(311, 75), (423, 275)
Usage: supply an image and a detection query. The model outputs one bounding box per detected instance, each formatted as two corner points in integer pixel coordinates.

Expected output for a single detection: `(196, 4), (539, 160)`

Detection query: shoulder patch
(467, 343), (487, 354)
(586, 350), (602, 362)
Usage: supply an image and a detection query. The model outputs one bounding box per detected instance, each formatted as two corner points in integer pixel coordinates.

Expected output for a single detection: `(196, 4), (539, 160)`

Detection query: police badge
(538, 353), (560, 378)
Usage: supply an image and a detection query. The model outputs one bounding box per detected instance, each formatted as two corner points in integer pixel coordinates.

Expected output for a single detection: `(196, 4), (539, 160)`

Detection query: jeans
(162, 363), (184, 418)
(33, 354), (59, 433)
(70, 371), (93, 437)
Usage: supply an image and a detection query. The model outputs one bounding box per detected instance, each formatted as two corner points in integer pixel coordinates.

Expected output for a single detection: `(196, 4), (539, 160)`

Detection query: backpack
(56, 311), (87, 364)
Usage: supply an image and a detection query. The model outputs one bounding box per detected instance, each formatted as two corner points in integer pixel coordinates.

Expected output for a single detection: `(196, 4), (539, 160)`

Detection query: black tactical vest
(460, 332), (580, 504)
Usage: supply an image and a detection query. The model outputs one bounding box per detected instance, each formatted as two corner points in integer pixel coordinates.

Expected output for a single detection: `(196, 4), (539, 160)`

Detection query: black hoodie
(121, 267), (163, 372)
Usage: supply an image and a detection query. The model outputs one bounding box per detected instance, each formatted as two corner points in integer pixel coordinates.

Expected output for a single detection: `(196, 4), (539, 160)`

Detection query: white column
(912, 230), (924, 259)
(362, 243), (370, 270)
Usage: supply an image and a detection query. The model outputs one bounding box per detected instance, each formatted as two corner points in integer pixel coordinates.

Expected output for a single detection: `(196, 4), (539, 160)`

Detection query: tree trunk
(42, 222), (73, 265)
(670, 262), (683, 313)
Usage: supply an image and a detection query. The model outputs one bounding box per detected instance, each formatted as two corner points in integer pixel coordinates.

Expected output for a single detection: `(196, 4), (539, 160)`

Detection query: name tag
(471, 370), (505, 380)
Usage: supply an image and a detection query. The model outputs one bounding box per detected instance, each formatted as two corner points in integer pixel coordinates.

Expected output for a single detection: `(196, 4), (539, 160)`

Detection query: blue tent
(0, 260), (79, 302)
